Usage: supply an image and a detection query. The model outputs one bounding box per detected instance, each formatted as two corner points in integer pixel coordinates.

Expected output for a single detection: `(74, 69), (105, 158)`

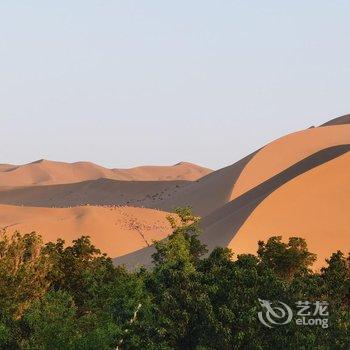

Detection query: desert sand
(2, 115), (350, 269)
(0, 154), (255, 216)
(114, 144), (350, 268)
(0, 159), (212, 187)
(321, 113), (350, 126)
(230, 151), (350, 269)
(158, 152), (258, 216)
(5, 124), (349, 218)
(0, 204), (174, 258)
(231, 124), (350, 199)
(0, 178), (190, 208)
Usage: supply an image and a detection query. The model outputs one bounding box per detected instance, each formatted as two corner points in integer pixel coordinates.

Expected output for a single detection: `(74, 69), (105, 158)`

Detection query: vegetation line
(0, 208), (348, 349)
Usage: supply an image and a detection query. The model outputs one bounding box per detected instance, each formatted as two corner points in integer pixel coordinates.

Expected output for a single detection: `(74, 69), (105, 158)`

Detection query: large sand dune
(3, 124), (349, 215)
(230, 151), (350, 269)
(7, 125), (349, 214)
(0, 159), (211, 187)
(114, 145), (350, 268)
(0, 155), (254, 215)
(200, 145), (350, 251)
(231, 125), (350, 199)
(2, 114), (350, 270)
(0, 204), (174, 258)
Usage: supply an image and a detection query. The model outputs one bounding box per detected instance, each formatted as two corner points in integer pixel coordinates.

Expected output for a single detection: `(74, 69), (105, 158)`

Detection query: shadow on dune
(0, 179), (190, 208)
(200, 144), (350, 250)
(321, 114), (350, 126)
(114, 144), (350, 268)
(159, 150), (259, 216)
(0, 151), (258, 218)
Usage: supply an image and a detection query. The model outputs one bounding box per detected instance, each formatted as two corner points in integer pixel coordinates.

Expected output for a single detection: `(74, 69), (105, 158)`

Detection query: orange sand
(230, 152), (350, 269)
(231, 125), (350, 199)
(0, 160), (211, 187)
(0, 204), (174, 258)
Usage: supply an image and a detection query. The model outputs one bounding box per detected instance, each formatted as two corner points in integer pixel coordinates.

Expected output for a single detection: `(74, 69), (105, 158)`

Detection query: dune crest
(230, 151), (350, 269)
(115, 145), (350, 269)
(3, 114), (350, 270)
(320, 113), (350, 126)
(231, 124), (350, 199)
(0, 159), (212, 187)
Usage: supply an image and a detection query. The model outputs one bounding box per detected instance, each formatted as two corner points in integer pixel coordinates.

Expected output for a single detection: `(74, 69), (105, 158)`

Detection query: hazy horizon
(1, 1), (350, 169)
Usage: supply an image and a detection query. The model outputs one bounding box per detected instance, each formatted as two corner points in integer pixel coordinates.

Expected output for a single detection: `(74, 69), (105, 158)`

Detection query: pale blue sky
(1, 1), (350, 169)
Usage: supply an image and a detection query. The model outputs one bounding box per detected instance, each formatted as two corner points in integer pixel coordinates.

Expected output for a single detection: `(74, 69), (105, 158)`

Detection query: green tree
(23, 290), (78, 350)
(0, 220), (349, 349)
(0, 231), (51, 319)
(125, 206), (209, 349)
(320, 251), (350, 349)
(43, 236), (120, 314)
(257, 236), (316, 280)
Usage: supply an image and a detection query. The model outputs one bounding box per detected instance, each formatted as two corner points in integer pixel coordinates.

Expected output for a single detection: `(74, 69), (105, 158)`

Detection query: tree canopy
(0, 209), (349, 349)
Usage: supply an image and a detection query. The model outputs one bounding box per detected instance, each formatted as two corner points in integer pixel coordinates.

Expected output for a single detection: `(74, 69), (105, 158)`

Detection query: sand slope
(0, 204), (174, 258)
(0, 160), (211, 187)
(231, 125), (350, 199)
(0, 154), (255, 216)
(0, 164), (17, 172)
(3, 115), (350, 270)
(157, 152), (258, 216)
(0, 178), (189, 208)
(230, 151), (350, 269)
(5, 126), (350, 217)
(113, 162), (212, 181)
(114, 145), (350, 268)
(321, 113), (350, 126)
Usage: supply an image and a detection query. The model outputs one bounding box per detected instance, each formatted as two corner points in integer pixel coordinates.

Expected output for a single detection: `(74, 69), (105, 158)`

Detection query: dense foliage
(0, 208), (349, 349)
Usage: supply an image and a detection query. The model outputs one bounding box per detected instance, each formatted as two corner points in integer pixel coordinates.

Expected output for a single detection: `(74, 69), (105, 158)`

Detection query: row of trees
(0, 208), (349, 349)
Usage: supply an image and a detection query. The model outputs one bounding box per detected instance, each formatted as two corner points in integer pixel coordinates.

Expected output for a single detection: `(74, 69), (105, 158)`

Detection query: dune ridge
(0, 159), (212, 187)
(2, 114), (350, 270)
(231, 124), (350, 199)
(231, 151), (350, 269)
(157, 151), (259, 216)
(200, 145), (350, 251)
(320, 113), (350, 126)
(0, 153), (256, 216)
(114, 145), (350, 268)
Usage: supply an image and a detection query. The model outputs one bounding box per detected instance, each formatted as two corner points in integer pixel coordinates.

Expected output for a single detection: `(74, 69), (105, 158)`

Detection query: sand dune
(200, 145), (350, 251)
(3, 123), (348, 215)
(0, 204), (174, 258)
(230, 151), (350, 270)
(156, 152), (258, 216)
(0, 164), (17, 172)
(231, 125), (350, 199)
(0, 160), (111, 187)
(5, 125), (349, 217)
(0, 154), (254, 216)
(321, 113), (350, 126)
(113, 162), (212, 181)
(3, 115), (350, 270)
(0, 178), (189, 208)
(0, 159), (211, 187)
(114, 145), (350, 268)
